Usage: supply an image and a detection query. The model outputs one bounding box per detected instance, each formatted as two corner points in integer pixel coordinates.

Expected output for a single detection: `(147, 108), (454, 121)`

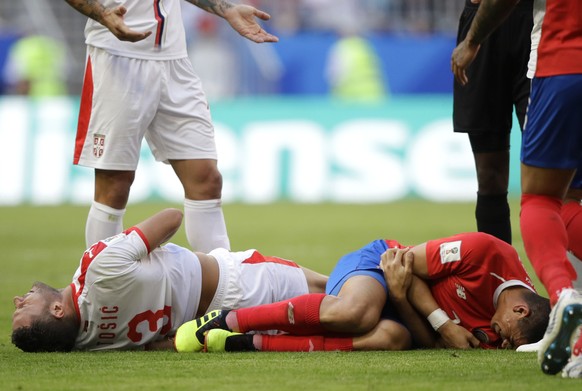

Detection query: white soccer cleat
(538, 289), (582, 375)
(516, 339), (543, 352)
(562, 354), (582, 378)
(561, 326), (582, 378)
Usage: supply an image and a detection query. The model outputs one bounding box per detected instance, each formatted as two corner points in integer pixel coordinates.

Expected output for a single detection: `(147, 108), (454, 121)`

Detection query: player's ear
(49, 301), (65, 319)
(513, 304), (530, 319)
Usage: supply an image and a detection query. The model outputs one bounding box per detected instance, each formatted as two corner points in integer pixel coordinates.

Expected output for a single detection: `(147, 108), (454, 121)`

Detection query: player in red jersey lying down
(175, 232), (550, 353)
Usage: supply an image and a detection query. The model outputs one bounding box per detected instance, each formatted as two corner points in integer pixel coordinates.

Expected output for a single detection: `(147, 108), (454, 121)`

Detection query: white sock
(184, 198), (230, 252)
(85, 201), (126, 247)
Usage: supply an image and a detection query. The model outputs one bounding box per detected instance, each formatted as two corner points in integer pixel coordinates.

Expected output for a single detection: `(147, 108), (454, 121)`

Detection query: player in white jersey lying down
(11, 208), (327, 352)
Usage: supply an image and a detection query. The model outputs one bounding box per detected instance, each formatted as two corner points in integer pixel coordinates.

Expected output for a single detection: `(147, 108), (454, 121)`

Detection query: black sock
(217, 310), (231, 330)
(225, 334), (256, 352)
(475, 193), (512, 244)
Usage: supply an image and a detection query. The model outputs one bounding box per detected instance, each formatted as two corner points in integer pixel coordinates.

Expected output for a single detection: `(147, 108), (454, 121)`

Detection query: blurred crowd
(0, 0), (462, 98)
(251, 0), (460, 34)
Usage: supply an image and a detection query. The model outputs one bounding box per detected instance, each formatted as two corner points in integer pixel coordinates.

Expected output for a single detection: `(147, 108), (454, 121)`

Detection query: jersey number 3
(127, 306), (172, 343)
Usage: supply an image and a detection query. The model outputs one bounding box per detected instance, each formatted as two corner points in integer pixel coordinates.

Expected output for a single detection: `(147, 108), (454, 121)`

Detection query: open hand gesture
(223, 5), (278, 43)
(102, 6), (152, 42)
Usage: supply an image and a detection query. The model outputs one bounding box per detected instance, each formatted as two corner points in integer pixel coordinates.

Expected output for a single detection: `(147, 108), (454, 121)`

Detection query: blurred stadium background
(0, 0), (523, 207)
(0, 0), (463, 95)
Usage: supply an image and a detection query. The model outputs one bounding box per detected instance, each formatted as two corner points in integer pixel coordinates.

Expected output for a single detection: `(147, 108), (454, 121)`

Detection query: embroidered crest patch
(93, 134), (105, 158)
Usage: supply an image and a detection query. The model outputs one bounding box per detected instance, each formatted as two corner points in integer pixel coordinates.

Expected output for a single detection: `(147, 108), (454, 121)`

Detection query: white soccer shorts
(74, 46), (217, 170)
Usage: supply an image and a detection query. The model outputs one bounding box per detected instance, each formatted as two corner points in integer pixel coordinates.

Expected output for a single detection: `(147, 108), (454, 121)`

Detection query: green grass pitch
(1, 201), (579, 390)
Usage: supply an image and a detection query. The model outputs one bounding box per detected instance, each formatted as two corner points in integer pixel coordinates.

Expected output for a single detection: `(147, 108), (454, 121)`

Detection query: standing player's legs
(520, 171), (582, 375)
(74, 47), (160, 247)
(520, 75), (582, 305)
(469, 136), (512, 244)
(150, 58), (229, 253)
(454, 5), (513, 245)
(519, 75), (582, 376)
(453, 1), (531, 245)
(86, 169), (134, 246)
(520, 165), (576, 303)
(563, 184), (582, 290)
(564, 181), (582, 249)
(171, 159), (229, 252)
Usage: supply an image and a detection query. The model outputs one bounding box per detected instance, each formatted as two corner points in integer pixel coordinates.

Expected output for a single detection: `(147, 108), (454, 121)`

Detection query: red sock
(561, 201), (582, 258)
(257, 334), (354, 352)
(234, 294), (326, 335)
(520, 194), (575, 305)
(572, 333), (582, 358)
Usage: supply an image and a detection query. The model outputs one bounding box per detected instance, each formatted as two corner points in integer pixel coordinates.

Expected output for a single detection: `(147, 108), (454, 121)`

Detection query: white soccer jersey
(84, 0), (188, 60)
(72, 228), (202, 351)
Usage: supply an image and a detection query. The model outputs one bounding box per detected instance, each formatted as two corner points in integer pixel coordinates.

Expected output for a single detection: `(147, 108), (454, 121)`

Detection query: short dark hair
(518, 290), (551, 345)
(12, 315), (78, 352)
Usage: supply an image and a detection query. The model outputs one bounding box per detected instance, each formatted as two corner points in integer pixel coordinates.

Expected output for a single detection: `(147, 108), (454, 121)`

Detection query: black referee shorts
(453, 0), (533, 153)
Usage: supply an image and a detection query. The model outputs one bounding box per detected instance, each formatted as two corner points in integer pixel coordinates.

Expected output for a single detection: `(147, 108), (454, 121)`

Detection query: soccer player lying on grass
(11, 208), (328, 352)
(174, 233), (551, 353)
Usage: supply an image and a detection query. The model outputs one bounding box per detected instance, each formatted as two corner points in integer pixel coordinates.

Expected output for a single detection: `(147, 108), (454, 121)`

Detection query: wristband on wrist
(427, 308), (450, 331)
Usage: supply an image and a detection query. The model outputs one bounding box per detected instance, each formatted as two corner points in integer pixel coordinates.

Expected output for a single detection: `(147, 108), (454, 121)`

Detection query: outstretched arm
(134, 208), (183, 250)
(64, 0), (152, 42)
(185, 0), (278, 43)
(451, 0), (519, 85)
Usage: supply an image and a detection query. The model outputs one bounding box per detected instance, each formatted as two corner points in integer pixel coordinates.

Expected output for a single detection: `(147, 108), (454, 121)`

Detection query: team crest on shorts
(93, 134), (105, 158)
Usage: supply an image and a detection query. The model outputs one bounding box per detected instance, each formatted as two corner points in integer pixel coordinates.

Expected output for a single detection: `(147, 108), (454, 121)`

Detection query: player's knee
(476, 170), (508, 194)
(330, 301), (380, 333)
(184, 167), (223, 199)
(94, 170), (135, 207)
(373, 320), (412, 351)
(202, 171), (223, 197)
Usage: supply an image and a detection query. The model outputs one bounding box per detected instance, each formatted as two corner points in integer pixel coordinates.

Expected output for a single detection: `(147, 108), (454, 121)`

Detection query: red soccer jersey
(530, 0), (582, 77)
(425, 233), (537, 348)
